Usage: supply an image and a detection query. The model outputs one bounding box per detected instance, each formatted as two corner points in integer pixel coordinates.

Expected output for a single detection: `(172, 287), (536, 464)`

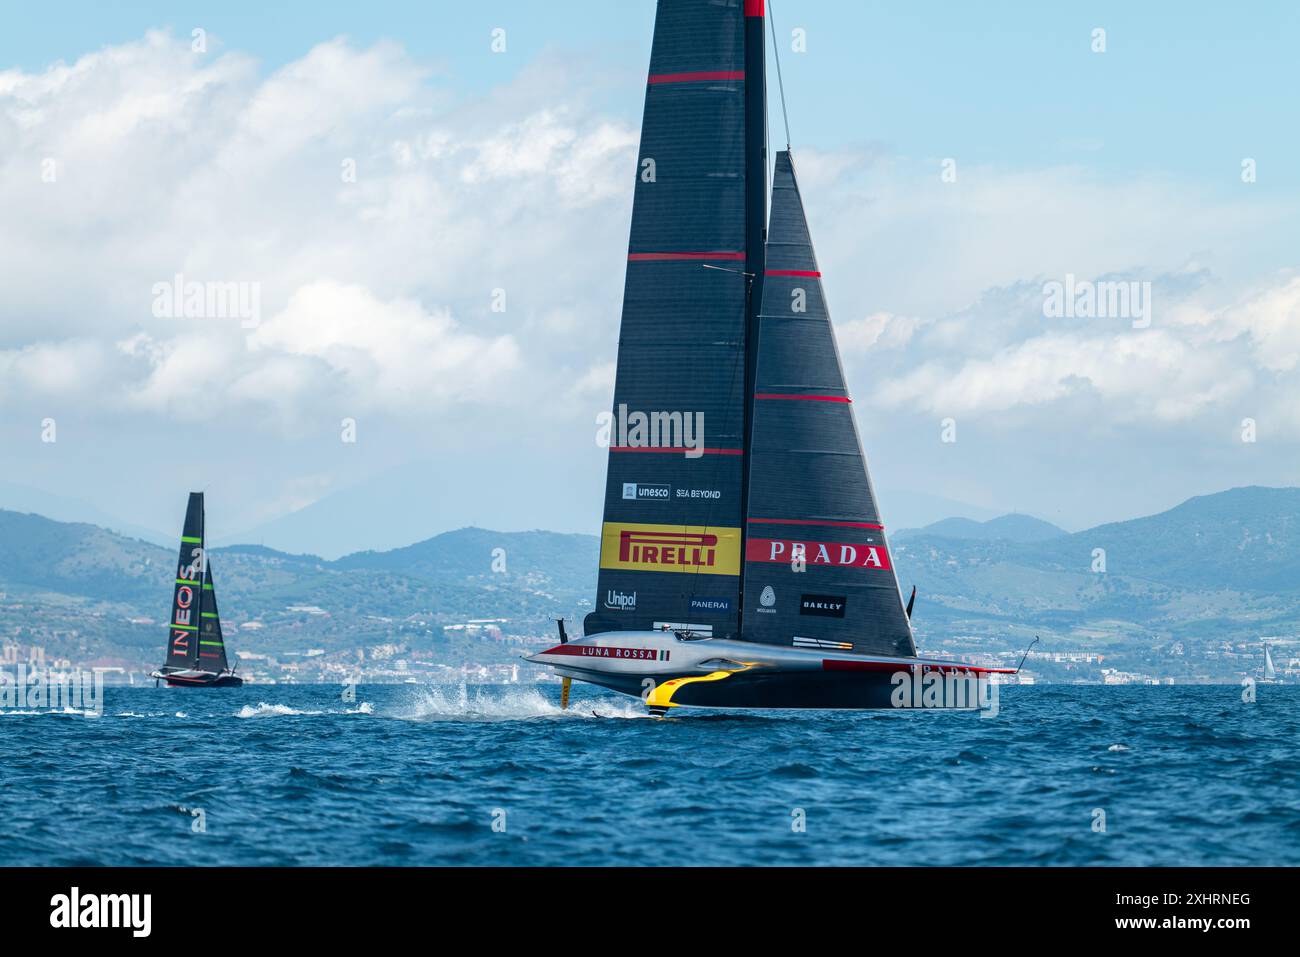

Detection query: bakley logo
(600, 522), (741, 576)
(688, 596), (731, 614)
(800, 594), (847, 618)
(746, 538), (892, 570)
(604, 589), (637, 610)
(622, 482), (671, 501)
(50, 887), (151, 937)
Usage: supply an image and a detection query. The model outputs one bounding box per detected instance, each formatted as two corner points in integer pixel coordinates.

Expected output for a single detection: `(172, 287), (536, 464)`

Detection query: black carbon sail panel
(199, 564), (228, 673)
(740, 151), (915, 657)
(165, 492), (205, 670)
(585, 0), (753, 639)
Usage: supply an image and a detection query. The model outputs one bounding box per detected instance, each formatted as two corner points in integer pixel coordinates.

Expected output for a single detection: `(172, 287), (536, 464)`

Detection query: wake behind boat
(525, 0), (1011, 712)
(151, 492), (243, 688)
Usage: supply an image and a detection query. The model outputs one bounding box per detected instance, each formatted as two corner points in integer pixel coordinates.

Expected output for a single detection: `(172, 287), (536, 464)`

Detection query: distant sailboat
(151, 493), (243, 687)
(526, 0), (1012, 712)
(1264, 642), (1278, 683)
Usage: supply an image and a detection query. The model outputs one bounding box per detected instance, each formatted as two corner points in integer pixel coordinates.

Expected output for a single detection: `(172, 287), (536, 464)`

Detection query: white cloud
(2, 30), (1298, 538)
(247, 281), (520, 409)
(0, 32), (632, 428)
(838, 312), (928, 352)
(876, 328), (1255, 422)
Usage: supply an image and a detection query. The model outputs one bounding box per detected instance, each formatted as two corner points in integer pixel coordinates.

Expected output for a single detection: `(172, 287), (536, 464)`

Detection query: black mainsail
(163, 492), (206, 672)
(741, 151), (914, 657)
(585, 0), (765, 641)
(155, 492), (241, 686)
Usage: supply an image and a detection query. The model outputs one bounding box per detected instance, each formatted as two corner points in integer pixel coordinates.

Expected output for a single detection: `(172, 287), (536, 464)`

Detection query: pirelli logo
(600, 522), (741, 576)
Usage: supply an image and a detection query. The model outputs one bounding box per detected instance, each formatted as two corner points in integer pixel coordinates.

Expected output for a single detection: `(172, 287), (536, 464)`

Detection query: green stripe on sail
(200, 640), (224, 647)
(201, 612), (218, 618)
(171, 624), (198, 632)
(175, 578), (198, 585)
(203, 583), (214, 590)
(180, 536), (202, 543)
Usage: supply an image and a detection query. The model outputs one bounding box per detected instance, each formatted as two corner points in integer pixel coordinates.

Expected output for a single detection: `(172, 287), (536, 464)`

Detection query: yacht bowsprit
(151, 492), (243, 688)
(525, 0), (1012, 712)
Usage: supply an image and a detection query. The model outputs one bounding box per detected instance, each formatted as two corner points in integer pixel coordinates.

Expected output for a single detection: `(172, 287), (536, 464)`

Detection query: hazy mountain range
(0, 486), (1296, 675)
(0, 470), (1039, 559)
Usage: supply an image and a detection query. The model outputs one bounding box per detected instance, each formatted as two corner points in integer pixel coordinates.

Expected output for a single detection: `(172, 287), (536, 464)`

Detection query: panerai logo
(604, 589), (637, 610)
(50, 887), (151, 937)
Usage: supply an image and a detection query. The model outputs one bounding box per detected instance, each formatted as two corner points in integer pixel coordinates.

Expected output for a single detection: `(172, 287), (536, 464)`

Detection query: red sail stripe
(627, 251), (746, 262)
(648, 70), (745, 84)
(745, 0), (765, 16)
(610, 446), (743, 455)
(766, 269), (821, 277)
(754, 393), (851, 403)
(748, 518), (884, 530)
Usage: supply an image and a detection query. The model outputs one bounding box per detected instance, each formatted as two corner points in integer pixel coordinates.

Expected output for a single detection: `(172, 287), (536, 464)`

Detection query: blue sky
(1, 1), (1298, 553)
(7, 0), (1300, 191)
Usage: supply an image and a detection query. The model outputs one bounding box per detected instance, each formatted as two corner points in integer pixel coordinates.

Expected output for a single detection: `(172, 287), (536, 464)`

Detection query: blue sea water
(1, 683), (1297, 866)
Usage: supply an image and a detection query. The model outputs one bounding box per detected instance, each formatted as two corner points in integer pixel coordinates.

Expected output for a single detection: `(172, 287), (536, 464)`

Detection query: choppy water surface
(2, 684), (1296, 865)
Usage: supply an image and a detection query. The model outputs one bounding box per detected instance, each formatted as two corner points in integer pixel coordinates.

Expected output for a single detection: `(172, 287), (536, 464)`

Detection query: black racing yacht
(151, 492), (243, 687)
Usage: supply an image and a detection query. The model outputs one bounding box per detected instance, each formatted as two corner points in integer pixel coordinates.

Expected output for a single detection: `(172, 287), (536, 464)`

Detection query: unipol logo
(745, 538), (891, 570)
(604, 589), (637, 610)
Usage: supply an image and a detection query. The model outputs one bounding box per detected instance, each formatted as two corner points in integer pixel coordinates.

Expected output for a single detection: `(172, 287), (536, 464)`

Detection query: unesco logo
(622, 483), (670, 501)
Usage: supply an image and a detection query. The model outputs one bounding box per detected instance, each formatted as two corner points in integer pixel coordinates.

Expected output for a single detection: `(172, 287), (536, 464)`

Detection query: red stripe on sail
(648, 71), (745, 84)
(766, 269), (821, 277)
(754, 393), (851, 403)
(745, 0), (765, 16)
(628, 251), (745, 262)
(610, 446), (743, 456)
(749, 518), (884, 530)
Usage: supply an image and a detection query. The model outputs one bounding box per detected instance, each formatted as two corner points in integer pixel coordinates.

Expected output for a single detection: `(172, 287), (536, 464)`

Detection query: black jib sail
(199, 563), (229, 673)
(165, 492), (206, 671)
(584, 0), (766, 641)
(740, 151), (914, 657)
